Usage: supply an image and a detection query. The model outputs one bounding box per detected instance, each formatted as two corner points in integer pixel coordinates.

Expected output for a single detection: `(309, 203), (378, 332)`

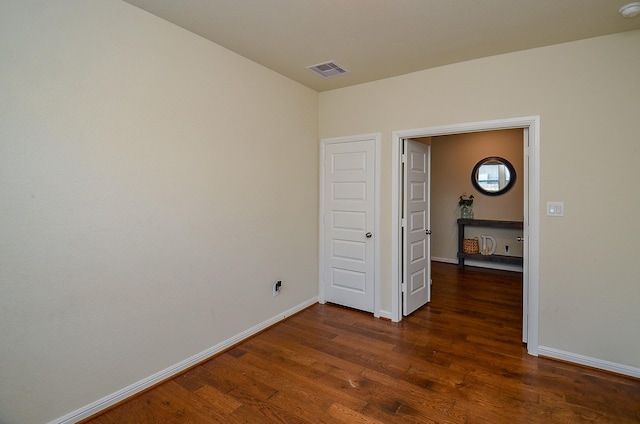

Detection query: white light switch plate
(547, 201), (564, 217)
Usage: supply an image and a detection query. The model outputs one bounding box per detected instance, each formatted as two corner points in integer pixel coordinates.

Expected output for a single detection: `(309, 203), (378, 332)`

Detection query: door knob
(365, 232), (373, 238)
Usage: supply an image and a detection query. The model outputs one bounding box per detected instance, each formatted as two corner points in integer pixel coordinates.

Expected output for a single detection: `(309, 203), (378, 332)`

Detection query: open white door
(322, 138), (376, 313)
(403, 139), (431, 316)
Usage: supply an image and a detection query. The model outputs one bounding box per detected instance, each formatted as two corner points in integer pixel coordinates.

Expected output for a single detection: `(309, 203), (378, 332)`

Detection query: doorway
(391, 117), (540, 356)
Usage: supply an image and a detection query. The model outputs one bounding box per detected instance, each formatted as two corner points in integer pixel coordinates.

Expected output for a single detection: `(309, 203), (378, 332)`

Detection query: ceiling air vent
(306, 61), (349, 78)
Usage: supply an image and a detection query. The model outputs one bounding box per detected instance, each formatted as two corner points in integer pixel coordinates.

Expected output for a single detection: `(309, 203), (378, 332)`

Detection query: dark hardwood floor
(85, 262), (640, 423)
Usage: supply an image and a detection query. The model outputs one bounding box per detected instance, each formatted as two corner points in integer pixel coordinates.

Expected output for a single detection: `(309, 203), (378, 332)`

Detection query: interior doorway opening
(426, 129), (524, 272)
(391, 117), (540, 357)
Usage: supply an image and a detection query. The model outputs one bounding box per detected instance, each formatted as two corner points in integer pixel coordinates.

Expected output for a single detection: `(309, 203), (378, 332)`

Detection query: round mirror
(471, 156), (516, 196)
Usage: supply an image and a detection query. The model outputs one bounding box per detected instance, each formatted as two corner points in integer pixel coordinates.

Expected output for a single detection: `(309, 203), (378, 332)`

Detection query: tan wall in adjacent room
(430, 130), (524, 264)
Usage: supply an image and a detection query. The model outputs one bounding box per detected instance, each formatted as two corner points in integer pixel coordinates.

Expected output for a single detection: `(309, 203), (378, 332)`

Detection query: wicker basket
(463, 237), (479, 254)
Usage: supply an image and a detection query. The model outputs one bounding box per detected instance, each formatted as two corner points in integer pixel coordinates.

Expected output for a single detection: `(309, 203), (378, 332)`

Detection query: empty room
(2, 1), (640, 423)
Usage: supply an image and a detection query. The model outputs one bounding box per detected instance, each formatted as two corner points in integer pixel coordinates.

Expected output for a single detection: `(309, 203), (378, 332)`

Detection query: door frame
(319, 133), (382, 317)
(391, 117), (540, 357)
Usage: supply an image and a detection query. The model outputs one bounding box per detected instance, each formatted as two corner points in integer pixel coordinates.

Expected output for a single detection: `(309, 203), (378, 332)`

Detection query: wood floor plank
(84, 263), (640, 423)
(326, 402), (388, 424)
(224, 348), (368, 413)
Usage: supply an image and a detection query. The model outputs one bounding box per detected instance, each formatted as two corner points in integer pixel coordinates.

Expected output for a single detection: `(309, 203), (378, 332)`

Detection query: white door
(323, 139), (375, 313)
(403, 139), (431, 316)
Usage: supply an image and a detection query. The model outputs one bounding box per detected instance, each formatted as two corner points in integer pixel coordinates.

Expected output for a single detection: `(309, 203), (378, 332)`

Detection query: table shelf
(457, 219), (523, 268)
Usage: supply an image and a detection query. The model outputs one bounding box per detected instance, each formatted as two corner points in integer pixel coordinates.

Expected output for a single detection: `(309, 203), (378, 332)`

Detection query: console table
(457, 219), (523, 268)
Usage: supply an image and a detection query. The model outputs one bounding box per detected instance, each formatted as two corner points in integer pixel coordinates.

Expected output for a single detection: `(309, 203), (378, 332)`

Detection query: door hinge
(401, 153), (407, 164)
(401, 218), (406, 228)
(401, 282), (407, 292)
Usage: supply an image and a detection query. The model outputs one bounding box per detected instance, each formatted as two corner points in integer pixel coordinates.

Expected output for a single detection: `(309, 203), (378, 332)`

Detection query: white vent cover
(306, 61), (349, 78)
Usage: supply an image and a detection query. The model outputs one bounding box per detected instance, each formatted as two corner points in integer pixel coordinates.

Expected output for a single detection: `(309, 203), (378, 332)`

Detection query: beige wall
(320, 31), (640, 371)
(430, 130), (524, 263)
(0, 1), (318, 423)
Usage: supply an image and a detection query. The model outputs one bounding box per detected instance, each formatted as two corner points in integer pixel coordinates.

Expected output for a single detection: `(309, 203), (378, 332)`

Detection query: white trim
(459, 260), (523, 273)
(374, 135), (381, 317)
(432, 256), (523, 272)
(319, 133), (382, 317)
(431, 256), (458, 265)
(391, 136), (402, 322)
(391, 116), (540, 357)
(49, 297), (318, 424)
(376, 309), (393, 320)
(538, 346), (640, 379)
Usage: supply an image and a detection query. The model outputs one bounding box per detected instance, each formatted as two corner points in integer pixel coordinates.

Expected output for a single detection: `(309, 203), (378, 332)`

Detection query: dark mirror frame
(471, 156), (516, 196)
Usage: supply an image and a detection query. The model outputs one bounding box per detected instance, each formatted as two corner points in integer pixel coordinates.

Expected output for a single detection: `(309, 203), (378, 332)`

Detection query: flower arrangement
(459, 194), (474, 219)
(458, 194), (474, 207)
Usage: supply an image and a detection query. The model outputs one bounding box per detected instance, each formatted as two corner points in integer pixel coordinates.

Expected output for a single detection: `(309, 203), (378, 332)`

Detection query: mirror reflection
(471, 156), (516, 196)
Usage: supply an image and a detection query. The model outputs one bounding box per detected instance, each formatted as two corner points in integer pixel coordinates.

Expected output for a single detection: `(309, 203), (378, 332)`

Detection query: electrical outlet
(273, 280), (282, 297)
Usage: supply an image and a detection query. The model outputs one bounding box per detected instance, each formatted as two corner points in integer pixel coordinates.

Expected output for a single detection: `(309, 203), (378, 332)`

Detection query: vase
(461, 204), (474, 219)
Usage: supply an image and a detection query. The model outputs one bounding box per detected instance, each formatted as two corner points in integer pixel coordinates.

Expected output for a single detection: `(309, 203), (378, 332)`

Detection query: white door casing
(522, 127), (530, 343)
(403, 139), (431, 315)
(319, 134), (380, 314)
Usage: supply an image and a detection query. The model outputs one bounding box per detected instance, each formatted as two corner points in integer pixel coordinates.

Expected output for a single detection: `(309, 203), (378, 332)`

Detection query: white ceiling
(122, 0), (640, 92)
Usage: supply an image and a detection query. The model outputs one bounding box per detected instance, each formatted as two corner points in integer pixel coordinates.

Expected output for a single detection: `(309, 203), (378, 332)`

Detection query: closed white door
(403, 139), (431, 316)
(323, 139), (375, 313)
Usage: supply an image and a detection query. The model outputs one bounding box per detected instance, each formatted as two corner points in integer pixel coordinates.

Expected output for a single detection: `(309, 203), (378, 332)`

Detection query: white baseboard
(431, 256), (457, 264)
(50, 297), (319, 424)
(538, 346), (640, 379)
(432, 256), (523, 273)
(376, 309), (392, 320)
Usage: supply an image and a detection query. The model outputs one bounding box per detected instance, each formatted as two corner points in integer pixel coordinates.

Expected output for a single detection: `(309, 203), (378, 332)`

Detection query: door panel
(323, 139), (375, 312)
(403, 139), (431, 316)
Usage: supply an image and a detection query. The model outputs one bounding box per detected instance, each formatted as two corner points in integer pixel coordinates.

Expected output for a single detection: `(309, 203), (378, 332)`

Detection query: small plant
(458, 194), (474, 207)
